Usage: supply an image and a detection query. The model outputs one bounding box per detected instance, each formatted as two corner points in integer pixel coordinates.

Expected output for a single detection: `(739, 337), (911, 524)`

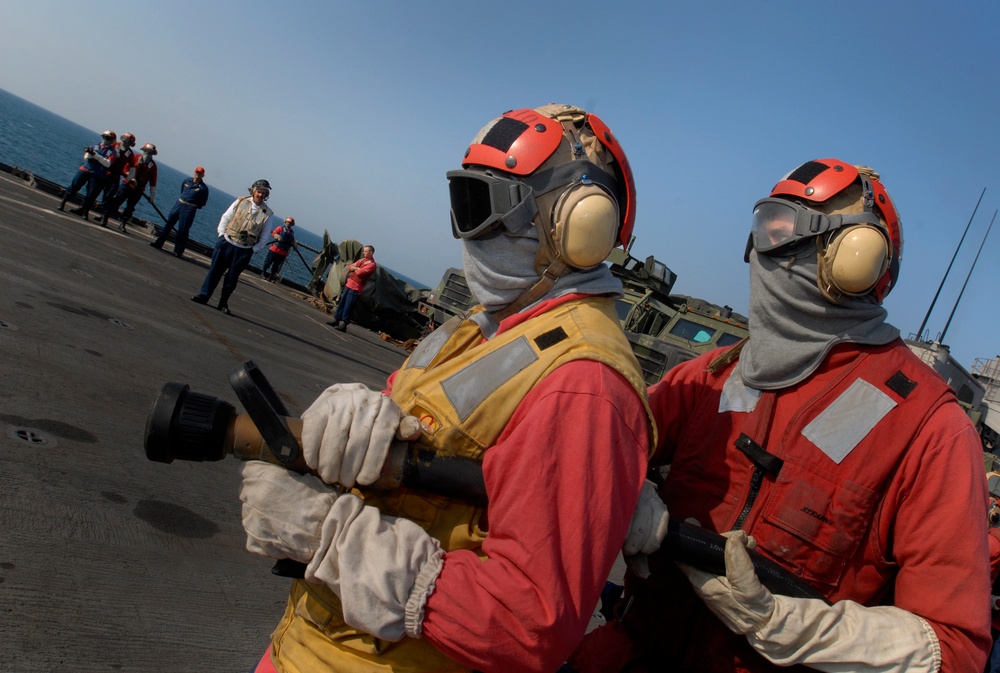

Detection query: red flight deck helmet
(748, 158), (902, 303)
(449, 104), (636, 271)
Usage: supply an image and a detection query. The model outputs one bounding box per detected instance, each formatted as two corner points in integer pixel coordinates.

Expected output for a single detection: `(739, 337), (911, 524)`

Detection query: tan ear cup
(551, 182), (619, 269)
(818, 224), (890, 301)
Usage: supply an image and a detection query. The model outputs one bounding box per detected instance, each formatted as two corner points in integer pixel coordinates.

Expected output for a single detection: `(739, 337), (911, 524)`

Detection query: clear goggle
(447, 169), (537, 240)
(744, 197), (883, 262)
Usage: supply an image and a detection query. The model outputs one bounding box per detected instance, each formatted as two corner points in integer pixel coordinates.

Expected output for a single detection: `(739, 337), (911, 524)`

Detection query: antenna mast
(940, 209), (997, 343)
(916, 187), (985, 341)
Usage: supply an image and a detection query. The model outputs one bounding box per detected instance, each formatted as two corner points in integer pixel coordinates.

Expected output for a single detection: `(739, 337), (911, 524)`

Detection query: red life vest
(623, 340), (958, 673)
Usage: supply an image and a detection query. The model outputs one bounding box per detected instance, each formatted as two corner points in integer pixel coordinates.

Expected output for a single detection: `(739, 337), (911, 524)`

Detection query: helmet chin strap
(490, 189), (581, 322)
(490, 257), (570, 323)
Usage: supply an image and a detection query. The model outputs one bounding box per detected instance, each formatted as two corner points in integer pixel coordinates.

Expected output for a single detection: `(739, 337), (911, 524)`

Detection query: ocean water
(0, 88), (426, 289)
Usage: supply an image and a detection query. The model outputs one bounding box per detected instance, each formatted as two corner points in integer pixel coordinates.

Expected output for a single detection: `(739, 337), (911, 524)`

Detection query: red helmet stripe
(462, 109), (563, 176)
(771, 159), (858, 202)
(587, 113), (636, 247)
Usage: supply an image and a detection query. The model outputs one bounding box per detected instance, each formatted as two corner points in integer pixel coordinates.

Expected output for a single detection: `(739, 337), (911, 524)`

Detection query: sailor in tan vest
(191, 178), (275, 315)
(238, 104), (665, 673)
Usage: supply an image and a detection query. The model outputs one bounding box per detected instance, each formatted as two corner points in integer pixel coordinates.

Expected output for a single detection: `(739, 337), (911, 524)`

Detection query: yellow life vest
(269, 297), (655, 673)
(224, 196), (271, 246)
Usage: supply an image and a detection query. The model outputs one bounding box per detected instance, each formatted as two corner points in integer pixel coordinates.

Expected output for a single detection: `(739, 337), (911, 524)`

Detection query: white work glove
(149, 185), (156, 201)
(622, 480), (669, 556)
(300, 383), (421, 488)
(679, 530), (774, 633)
(239, 461), (443, 641)
(240, 460), (338, 563)
(307, 487), (444, 642)
(680, 530), (941, 673)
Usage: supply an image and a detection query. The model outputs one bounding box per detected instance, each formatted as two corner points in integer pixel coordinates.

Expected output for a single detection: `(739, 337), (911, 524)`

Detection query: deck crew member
(329, 243), (376, 332)
(150, 166), (209, 258)
(59, 129), (118, 219)
(101, 141), (158, 232)
(260, 217), (298, 282)
(97, 131), (135, 219)
(191, 179), (274, 315)
(238, 104), (660, 673)
(571, 159), (991, 673)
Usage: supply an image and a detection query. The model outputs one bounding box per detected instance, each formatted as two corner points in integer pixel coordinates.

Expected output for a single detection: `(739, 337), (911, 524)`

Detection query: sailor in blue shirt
(150, 166), (210, 258)
(59, 130), (119, 219)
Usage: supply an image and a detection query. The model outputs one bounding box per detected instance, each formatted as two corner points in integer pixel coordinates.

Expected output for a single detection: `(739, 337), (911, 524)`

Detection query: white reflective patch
(719, 367), (762, 413)
(407, 319), (460, 370)
(802, 379), (896, 464)
(442, 336), (538, 420)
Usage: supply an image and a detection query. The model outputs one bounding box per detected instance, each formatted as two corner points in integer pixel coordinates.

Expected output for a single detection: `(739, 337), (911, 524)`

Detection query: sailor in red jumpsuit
(238, 104), (657, 673)
(573, 159), (991, 673)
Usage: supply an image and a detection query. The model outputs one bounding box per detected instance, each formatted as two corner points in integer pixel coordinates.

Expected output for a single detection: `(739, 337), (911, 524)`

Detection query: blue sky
(3, 1), (999, 368)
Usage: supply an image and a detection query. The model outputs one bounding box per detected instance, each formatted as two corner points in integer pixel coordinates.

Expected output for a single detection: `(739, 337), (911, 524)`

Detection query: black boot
(58, 196), (68, 211)
(217, 290), (233, 315)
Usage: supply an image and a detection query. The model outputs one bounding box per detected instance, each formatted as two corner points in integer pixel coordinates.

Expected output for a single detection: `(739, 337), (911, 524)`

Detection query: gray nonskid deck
(0, 171), (409, 671)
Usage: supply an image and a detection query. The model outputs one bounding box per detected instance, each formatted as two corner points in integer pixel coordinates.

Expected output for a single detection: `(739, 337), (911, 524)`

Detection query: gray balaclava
(462, 227), (622, 337)
(739, 245), (899, 390)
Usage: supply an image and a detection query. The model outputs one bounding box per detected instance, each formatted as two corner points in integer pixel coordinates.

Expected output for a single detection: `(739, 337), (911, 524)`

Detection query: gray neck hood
(740, 248), (899, 390)
(462, 232), (622, 338)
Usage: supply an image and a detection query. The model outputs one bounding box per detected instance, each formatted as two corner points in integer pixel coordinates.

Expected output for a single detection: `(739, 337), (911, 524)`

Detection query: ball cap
(195, 166), (206, 175)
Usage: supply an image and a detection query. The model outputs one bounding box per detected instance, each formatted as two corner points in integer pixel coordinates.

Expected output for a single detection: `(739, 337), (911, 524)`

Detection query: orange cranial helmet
(448, 104), (636, 270)
(748, 158), (902, 303)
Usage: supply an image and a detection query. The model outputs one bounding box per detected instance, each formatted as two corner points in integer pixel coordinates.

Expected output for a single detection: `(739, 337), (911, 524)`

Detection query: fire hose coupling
(142, 361), (487, 502)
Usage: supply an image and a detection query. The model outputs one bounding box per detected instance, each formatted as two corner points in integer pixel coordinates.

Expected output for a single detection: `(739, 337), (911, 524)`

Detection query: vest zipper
(731, 432), (784, 531)
(733, 465), (765, 530)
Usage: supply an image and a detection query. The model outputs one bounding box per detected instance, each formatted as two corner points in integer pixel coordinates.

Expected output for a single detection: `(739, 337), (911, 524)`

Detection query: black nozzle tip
(144, 382), (235, 464)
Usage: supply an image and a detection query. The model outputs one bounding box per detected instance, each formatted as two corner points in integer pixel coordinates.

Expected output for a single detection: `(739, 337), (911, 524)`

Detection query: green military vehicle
(624, 293), (748, 385)
(417, 267), (474, 329)
(603, 246), (748, 384)
(604, 247), (678, 321)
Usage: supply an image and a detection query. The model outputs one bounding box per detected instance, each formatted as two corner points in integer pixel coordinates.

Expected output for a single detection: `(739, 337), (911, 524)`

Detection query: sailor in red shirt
(573, 159), (991, 673)
(260, 217), (297, 282)
(329, 244), (376, 332)
(101, 142), (158, 232)
(238, 104), (658, 673)
(98, 131), (135, 214)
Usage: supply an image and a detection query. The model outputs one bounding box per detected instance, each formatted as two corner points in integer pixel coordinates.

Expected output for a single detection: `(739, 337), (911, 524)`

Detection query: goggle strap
(522, 160), (617, 198)
(497, 186), (538, 235)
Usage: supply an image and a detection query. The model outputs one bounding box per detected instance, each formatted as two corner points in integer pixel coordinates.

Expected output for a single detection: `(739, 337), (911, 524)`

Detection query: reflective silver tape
(442, 336), (538, 421)
(802, 378), (896, 464)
